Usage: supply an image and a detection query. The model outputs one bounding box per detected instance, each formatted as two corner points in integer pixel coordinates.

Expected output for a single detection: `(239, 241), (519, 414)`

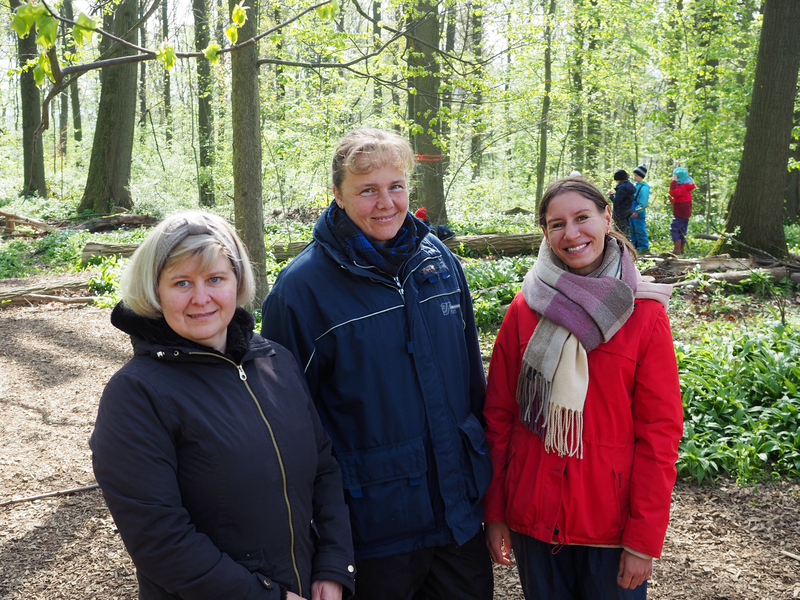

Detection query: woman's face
(334, 164), (409, 246)
(157, 253), (238, 353)
(543, 191), (612, 276)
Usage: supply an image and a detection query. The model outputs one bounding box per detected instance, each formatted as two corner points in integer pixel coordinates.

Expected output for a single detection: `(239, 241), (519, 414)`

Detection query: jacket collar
(111, 301), (274, 364)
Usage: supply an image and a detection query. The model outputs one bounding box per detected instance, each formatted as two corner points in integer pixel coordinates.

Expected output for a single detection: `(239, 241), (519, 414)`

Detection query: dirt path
(1, 303), (799, 599)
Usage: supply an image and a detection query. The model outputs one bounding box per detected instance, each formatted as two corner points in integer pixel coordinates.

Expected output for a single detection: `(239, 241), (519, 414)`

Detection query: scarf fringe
(516, 366), (551, 436)
(544, 404), (584, 459)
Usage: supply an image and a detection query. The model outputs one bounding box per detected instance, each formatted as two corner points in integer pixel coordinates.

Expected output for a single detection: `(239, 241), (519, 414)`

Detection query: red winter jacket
(669, 181), (695, 219)
(483, 293), (683, 559)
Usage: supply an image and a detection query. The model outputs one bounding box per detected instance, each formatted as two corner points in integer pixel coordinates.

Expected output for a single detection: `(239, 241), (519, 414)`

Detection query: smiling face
(543, 191), (612, 276)
(157, 253), (238, 353)
(334, 164), (409, 246)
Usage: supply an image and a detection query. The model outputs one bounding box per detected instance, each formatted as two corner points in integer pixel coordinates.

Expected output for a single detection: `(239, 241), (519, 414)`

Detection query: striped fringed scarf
(517, 236), (638, 458)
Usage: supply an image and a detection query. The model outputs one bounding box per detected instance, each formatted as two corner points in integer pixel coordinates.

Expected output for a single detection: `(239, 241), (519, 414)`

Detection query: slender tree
(138, 0), (147, 126)
(62, 0), (82, 142)
(470, 0), (483, 179)
(194, 0), (215, 206)
(13, 0), (47, 197)
(536, 0), (556, 200)
(724, 0), (800, 258)
(229, 0), (268, 303)
(407, 0), (446, 224)
(162, 0), (172, 144)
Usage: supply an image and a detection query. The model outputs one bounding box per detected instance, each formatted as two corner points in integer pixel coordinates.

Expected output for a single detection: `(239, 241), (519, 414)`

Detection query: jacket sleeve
(301, 377), (356, 596)
(90, 373), (279, 599)
(622, 306), (684, 558)
(451, 253), (488, 424)
(482, 294), (527, 522)
(262, 291), (318, 392)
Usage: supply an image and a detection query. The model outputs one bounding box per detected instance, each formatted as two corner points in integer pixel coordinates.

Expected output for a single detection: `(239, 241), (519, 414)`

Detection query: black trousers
(353, 529), (494, 600)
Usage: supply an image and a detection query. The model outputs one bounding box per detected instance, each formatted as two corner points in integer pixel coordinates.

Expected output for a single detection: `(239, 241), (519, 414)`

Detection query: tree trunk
(229, 0), (268, 304)
(407, 0), (445, 225)
(194, 0), (215, 206)
(162, 0), (172, 145)
(724, 0), (800, 258)
(61, 0), (82, 143)
(440, 2), (456, 174)
(15, 7), (47, 198)
(138, 0), (147, 127)
(372, 0), (382, 111)
(536, 0), (556, 201)
(785, 108), (800, 223)
(569, 1), (585, 174)
(78, 0), (138, 213)
(470, 0), (483, 180)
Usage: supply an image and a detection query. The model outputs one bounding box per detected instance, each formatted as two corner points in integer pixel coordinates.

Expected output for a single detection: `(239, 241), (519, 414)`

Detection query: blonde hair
(120, 211), (255, 318)
(331, 128), (415, 189)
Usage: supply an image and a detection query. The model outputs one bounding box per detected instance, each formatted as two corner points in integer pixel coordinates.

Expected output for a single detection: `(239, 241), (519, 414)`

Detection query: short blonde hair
(120, 211), (255, 318)
(331, 128), (415, 190)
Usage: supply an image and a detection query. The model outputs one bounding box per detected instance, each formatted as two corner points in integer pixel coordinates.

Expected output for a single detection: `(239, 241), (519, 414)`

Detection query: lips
(188, 310), (216, 320)
(566, 243), (589, 252)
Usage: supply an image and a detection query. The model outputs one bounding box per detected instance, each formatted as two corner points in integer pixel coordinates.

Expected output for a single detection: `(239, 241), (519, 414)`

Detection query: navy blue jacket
(261, 211), (492, 560)
(91, 305), (355, 599)
(610, 180), (637, 219)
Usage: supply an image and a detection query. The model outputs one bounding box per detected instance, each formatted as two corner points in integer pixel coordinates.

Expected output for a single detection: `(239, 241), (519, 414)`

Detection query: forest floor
(1, 295), (800, 599)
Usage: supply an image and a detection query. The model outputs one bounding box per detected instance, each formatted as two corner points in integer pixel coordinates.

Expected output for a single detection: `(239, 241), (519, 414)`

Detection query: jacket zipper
(187, 352), (302, 597)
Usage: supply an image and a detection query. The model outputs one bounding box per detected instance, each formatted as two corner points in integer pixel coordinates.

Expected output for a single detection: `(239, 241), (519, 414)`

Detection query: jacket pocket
(337, 439), (434, 547)
(233, 549), (266, 572)
(612, 463), (632, 531)
(457, 413), (493, 503)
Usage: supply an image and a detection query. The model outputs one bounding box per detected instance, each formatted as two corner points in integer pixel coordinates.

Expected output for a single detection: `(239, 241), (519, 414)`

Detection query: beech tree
(724, 0), (800, 258)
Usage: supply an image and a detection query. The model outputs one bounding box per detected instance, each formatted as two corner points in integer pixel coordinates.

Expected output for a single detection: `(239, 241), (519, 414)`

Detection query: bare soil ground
(1, 302), (799, 599)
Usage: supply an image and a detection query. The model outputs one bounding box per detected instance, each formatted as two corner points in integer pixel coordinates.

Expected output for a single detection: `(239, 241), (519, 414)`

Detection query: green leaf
(203, 43), (221, 65)
(33, 64), (45, 86)
(156, 45), (177, 70)
(73, 12), (96, 48)
(231, 1), (248, 27)
(13, 2), (47, 38)
(225, 23), (238, 45)
(35, 15), (58, 49)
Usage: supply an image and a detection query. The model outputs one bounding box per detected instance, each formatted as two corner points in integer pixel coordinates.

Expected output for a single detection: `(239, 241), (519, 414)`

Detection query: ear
(604, 206), (613, 231)
(333, 187), (344, 209)
(542, 225), (550, 245)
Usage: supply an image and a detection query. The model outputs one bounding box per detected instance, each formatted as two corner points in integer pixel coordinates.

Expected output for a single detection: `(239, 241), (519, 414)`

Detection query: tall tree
(138, 0), (148, 127)
(162, 0), (172, 144)
(13, 0), (47, 197)
(536, 0), (556, 200)
(724, 0), (800, 258)
(470, 0), (483, 179)
(407, 0), (446, 224)
(62, 0), (82, 142)
(229, 0), (268, 303)
(194, 0), (215, 206)
(78, 0), (139, 213)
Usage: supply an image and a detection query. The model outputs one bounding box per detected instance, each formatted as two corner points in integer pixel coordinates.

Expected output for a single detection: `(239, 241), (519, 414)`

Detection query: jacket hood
(111, 301), (262, 363)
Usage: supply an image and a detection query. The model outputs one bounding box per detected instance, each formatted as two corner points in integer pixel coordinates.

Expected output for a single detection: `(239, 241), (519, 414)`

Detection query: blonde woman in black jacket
(90, 211), (355, 600)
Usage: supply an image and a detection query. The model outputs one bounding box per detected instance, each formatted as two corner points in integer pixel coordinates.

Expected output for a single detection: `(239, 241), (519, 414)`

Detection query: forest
(2, 0), (800, 597)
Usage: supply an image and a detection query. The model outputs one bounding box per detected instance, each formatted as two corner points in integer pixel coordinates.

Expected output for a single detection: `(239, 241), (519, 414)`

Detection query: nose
(563, 221), (580, 240)
(191, 283), (210, 305)
(375, 188), (392, 208)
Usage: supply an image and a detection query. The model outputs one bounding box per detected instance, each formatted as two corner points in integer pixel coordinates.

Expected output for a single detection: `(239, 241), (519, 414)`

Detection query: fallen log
(70, 214), (158, 232)
(0, 483), (100, 508)
(0, 273), (94, 302)
(81, 241), (141, 263)
(17, 294), (108, 304)
(0, 210), (54, 233)
(670, 266), (789, 286)
(273, 233), (544, 262)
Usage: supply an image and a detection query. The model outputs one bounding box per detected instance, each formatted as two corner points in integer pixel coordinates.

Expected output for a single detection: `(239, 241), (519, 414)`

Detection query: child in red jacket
(669, 168), (695, 254)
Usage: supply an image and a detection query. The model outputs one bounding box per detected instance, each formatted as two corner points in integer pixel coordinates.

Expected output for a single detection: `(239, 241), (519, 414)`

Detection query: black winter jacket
(610, 180), (637, 219)
(90, 304), (355, 600)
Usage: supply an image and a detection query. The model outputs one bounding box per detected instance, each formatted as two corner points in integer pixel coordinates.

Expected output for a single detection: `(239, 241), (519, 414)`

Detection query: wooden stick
(21, 294), (107, 304)
(0, 484), (100, 508)
(780, 550), (800, 562)
(0, 210), (54, 232)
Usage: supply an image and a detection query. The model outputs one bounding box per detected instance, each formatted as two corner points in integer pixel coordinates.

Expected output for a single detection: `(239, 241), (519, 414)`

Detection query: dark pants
(353, 529), (493, 600)
(613, 212), (631, 238)
(670, 216), (689, 243)
(510, 531), (647, 600)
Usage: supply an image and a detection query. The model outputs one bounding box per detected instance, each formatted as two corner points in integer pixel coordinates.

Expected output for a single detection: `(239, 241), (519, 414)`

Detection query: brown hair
(538, 176), (637, 258)
(331, 128), (415, 190)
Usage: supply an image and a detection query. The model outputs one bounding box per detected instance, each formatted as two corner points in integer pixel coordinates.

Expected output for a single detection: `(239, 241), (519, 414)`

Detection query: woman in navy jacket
(261, 128), (493, 600)
(91, 211), (355, 600)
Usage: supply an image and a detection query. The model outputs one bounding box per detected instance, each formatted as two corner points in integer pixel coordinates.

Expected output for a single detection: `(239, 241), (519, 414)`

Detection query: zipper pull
(394, 276), (404, 296)
(237, 365), (247, 381)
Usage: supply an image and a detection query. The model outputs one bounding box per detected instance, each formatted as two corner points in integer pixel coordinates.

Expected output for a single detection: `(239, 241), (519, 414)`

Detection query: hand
(617, 549), (652, 589)
(631, 212), (638, 218)
(485, 521), (514, 565)
(671, 174), (677, 181)
(286, 593), (307, 600)
(311, 579), (342, 600)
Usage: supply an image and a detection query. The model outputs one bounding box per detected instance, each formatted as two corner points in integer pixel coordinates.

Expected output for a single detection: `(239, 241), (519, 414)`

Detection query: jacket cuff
(623, 545), (653, 560)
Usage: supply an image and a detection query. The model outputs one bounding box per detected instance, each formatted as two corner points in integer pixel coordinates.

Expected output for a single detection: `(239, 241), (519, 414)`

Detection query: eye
(576, 215), (589, 222)
(548, 222), (564, 230)
(359, 187), (376, 195)
(175, 280), (190, 287)
(390, 183), (405, 191)
(209, 276), (222, 284)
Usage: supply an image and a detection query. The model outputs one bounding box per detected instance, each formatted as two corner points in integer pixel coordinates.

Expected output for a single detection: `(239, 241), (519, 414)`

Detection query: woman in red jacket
(483, 177), (683, 599)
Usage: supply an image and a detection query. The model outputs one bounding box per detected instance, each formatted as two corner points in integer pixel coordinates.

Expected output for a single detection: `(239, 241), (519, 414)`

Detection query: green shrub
(676, 321), (800, 484)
